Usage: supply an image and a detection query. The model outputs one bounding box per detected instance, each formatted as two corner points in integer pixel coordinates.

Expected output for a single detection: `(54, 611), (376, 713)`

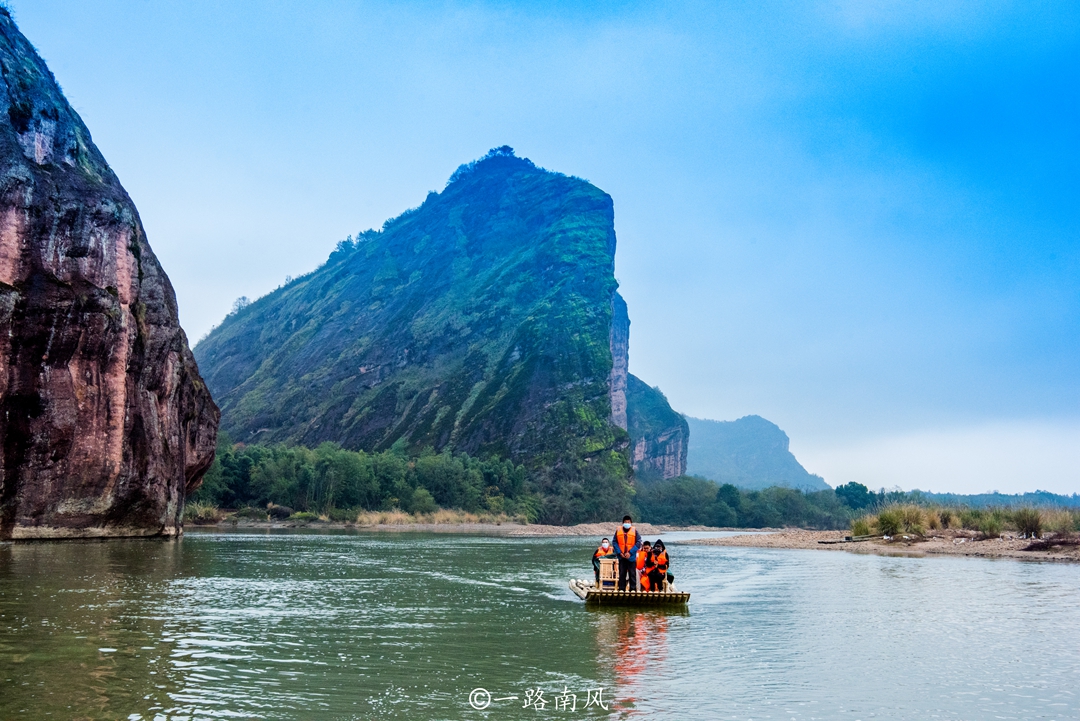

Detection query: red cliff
(0, 12), (218, 539)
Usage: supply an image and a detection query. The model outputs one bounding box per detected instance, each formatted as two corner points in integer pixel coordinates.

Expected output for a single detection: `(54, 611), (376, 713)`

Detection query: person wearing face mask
(593, 538), (616, 585)
(613, 515), (642, 591)
(635, 541), (653, 591)
(648, 539), (670, 592)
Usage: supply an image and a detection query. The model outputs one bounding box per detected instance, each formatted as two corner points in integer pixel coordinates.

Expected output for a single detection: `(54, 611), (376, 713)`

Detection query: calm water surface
(1, 529), (1078, 720)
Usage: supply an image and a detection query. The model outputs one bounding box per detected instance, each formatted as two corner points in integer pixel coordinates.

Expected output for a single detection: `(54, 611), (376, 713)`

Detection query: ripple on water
(1, 531), (1078, 720)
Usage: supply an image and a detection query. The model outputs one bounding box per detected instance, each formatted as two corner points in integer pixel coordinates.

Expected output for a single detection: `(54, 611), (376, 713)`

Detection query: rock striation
(608, 292), (629, 430)
(626, 374), (688, 480)
(0, 12), (218, 539)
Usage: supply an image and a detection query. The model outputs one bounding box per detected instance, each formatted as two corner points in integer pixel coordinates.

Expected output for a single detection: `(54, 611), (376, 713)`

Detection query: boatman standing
(613, 515), (642, 591)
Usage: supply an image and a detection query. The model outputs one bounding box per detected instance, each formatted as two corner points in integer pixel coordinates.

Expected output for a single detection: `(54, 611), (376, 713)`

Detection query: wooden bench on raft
(600, 556), (674, 592)
(599, 558), (618, 589)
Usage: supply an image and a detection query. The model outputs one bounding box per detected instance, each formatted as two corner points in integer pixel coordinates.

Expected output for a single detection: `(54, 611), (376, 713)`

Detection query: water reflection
(1, 532), (1078, 720)
(588, 607), (689, 717)
(0, 539), (184, 718)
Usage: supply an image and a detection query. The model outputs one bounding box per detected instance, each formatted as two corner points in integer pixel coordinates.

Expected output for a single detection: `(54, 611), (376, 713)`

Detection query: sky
(10, 0), (1079, 494)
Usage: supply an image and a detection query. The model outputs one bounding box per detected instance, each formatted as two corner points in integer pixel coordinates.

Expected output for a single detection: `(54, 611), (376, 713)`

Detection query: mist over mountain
(685, 415), (829, 491)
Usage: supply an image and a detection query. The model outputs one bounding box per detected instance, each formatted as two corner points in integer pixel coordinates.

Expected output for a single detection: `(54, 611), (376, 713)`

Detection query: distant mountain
(194, 147), (683, 521)
(684, 415), (828, 491)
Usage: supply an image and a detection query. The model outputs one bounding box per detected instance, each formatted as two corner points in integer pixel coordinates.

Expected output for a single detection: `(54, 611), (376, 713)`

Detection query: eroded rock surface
(608, 292), (629, 430)
(626, 374), (688, 480)
(0, 12), (218, 539)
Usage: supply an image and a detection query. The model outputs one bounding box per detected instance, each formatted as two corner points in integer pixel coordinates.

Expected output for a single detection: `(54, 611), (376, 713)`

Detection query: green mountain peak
(196, 149), (681, 519)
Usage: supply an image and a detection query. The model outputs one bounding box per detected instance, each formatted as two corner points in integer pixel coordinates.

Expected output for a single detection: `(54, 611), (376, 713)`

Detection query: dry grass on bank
(183, 502), (227, 524)
(851, 504), (1080, 541)
(186, 503), (528, 526)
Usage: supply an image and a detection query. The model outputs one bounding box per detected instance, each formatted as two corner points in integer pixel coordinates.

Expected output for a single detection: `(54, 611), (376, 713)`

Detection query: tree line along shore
(186, 441), (1080, 541)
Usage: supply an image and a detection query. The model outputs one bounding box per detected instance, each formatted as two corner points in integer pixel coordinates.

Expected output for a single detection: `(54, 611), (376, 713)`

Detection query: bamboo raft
(569, 558), (689, 606)
(569, 578), (690, 605)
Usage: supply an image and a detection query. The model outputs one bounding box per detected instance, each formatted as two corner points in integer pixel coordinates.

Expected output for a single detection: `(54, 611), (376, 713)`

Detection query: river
(1, 529), (1078, 720)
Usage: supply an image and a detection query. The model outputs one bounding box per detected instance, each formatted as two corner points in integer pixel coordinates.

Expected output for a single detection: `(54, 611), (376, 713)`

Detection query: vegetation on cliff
(626, 375), (688, 479)
(194, 150), (633, 522)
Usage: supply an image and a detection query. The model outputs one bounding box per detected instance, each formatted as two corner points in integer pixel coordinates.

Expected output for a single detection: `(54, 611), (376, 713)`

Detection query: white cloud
(794, 420), (1080, 495)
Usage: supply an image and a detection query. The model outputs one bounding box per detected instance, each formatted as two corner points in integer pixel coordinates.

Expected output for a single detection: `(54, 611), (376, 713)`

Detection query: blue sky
(11, 0), (1079, 493)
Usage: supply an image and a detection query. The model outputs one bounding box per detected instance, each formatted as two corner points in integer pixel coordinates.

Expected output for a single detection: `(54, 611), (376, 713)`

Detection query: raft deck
(569, 579), (690, 605)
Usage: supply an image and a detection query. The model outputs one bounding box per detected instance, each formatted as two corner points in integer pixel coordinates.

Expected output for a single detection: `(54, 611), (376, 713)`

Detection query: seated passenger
(593, 538), (616, 584)
(641, 545), (658, 591)
(649, 539), (670, 591)
(635, 541), (653, 591)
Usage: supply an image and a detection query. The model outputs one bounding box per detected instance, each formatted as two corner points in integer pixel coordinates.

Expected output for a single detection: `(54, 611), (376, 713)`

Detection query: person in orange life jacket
(634, 541), (652, 591)
(640, 545), (659, 591)
(613, 515), (642, 591)
(593, 538), (616, 584)
(648, 539), (670, 591)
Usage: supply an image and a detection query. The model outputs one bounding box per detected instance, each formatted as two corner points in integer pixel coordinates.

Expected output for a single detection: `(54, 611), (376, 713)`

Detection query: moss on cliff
(195, 148), (631, 522)
(626, 374), (689, 480)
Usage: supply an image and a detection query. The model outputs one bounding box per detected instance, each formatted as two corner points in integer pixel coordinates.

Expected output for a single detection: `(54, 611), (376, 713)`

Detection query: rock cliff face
(608, 292), (629, 430)
(195, 149), (629, 501)
(0, 12), (218, 539)
(685, 415), (827, 491)
(626, 374), (688, 480)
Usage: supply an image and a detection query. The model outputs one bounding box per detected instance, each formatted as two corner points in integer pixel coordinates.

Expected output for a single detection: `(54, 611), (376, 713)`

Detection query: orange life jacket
(653, 550), (669, 573)
(639, 573), (651, 591)
(643, 552), (658, 575)
(635, 549), (650, 569)
(615, 526), (639, 554)
(594, 545), (614, 560)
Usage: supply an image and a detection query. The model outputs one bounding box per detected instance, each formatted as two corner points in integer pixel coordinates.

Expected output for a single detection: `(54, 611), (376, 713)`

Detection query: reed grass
(1043, 509), (1079, 538)
(1012, 507), (1042, 538)
(183, 502), (226, 524)
(938, 509), (954, 529)
(978, 515), (1003, 539)
(862, 504), (1080, 542)
(850, 516), (875, 537)
(873, 504), (927, 536)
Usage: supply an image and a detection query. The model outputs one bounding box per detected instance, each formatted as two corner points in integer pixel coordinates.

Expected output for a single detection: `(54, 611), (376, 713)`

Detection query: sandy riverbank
(190, 519), (724, 537)
(685, 528), (1080, 562)
(188, 521), (1080, 562)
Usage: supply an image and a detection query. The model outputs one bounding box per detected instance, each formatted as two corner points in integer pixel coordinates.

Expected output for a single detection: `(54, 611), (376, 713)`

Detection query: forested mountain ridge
(195, 148), (687, 521)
